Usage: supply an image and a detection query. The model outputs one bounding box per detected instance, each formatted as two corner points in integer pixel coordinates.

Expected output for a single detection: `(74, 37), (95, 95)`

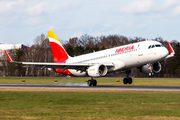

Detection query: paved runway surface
(1, 84), (180, 91)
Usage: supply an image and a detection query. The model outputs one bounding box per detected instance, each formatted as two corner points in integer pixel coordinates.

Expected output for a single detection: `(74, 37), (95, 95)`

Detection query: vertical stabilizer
(47, 30), (70, 63)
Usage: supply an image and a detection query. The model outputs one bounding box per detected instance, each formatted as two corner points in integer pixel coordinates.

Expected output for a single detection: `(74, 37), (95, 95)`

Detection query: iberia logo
(115, 45), (134, 53)
(90, 69), (95, 71)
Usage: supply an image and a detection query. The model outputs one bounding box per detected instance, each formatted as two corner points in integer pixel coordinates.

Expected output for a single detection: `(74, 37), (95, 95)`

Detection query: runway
(0, 84), (180, 91)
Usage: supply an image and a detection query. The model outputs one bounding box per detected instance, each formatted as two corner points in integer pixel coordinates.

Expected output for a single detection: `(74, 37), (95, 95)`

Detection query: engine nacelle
(87, 64), (108, 77)
(139, 62), (161, 76)
(152, 62), (161, 73)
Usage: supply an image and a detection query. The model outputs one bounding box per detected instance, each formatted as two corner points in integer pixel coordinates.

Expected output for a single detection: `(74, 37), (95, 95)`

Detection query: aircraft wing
(4, 50), (114, 71)
(19, 62), (113, 69)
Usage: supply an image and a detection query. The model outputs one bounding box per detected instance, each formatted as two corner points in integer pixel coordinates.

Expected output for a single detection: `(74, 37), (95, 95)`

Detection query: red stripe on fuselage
(53, 68), (76, 76)
(50, 42), (69, 63)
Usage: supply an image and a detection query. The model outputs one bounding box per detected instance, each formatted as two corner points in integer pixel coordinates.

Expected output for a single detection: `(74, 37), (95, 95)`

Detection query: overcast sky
(0, 0), (180, 45)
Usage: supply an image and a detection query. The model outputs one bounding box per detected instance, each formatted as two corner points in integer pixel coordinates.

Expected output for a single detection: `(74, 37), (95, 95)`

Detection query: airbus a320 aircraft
(4, 30), (175, 86)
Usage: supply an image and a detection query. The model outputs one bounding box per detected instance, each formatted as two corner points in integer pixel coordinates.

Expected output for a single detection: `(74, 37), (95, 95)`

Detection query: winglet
(4, 50), (13, 62)
(166, 42), (175, 59)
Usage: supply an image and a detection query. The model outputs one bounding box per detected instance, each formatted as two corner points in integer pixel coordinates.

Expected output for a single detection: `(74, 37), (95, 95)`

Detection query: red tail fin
(47, 30), (70, 63)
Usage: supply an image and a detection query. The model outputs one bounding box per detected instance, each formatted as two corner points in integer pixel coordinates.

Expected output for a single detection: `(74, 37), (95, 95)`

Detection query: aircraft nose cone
(164, 48), (169, 57)
(159, 47), (169, 58)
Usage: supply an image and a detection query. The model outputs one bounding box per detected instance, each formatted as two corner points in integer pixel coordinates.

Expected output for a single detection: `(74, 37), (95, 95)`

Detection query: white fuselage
(64, 41), (169, 76)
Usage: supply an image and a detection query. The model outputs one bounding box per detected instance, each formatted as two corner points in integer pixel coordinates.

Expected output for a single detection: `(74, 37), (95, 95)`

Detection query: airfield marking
(0, 84), (180, 91)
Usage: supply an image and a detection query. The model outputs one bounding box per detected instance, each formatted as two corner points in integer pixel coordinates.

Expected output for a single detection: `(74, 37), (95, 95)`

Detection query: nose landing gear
(149, 72), (154, 77)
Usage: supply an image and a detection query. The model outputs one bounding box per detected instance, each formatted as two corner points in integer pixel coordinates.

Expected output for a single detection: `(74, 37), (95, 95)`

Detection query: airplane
(4, 30), (175, 86)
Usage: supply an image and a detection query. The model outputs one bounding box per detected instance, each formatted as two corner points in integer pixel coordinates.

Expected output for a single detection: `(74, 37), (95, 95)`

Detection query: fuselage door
(138, 44), (143, 56)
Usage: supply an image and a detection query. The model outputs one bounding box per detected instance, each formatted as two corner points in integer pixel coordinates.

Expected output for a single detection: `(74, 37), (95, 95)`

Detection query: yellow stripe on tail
(47, 30), (61, 44)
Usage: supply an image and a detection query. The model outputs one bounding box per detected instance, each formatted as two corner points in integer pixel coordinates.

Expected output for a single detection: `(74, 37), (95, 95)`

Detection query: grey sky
(0, 0), (180, 45)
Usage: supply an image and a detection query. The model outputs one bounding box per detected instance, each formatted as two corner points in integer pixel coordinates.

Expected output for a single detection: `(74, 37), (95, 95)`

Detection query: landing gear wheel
(123, 78), (128, 84)
(149, 72), (154, 77)
(87, 79), (97, 86)
(123, 70), (133, 85)
(92, 80), (97, 86)
(123, 77), (133, 84)
(87, 80), (92, 86)
(128, 77), (132, 84)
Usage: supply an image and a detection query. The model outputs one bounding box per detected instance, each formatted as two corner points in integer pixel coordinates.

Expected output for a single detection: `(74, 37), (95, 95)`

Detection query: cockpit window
(155, 44), (161, 47)
(148, 44), (164, 49)
(148, 45), (151, 49)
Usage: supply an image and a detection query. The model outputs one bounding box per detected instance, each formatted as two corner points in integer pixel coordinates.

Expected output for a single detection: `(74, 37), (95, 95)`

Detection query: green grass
(0, 90), (180, 120)
(0, 77), (180, 86)
(1, 77), (180, 119)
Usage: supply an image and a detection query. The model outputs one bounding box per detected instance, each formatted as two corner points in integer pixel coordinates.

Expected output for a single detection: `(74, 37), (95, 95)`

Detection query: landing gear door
(138, 44), (143, 56)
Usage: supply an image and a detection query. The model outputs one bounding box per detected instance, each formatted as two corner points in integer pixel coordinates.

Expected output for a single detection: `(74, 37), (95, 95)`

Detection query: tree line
(1, 33), (180, 77)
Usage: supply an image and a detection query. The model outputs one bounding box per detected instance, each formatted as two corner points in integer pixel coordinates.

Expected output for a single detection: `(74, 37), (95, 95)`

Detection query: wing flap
(21, 62), (114, 69)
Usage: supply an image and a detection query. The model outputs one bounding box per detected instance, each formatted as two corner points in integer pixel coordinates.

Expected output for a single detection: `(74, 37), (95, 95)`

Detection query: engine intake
(152, 62), (161, 73)
(138, 62), (161, 76)
(87, 64), (108, 77)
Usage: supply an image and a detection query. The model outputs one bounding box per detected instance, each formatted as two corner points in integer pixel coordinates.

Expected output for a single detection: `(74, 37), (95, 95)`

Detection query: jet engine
(87, 64), (108, 77)
(139, 62), (161, 76)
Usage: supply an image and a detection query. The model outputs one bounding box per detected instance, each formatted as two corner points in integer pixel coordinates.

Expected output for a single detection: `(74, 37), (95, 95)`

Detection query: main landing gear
(87, 70), (133, 86)
(123, 70), (133, 84)
(87, 77), (97, 86)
